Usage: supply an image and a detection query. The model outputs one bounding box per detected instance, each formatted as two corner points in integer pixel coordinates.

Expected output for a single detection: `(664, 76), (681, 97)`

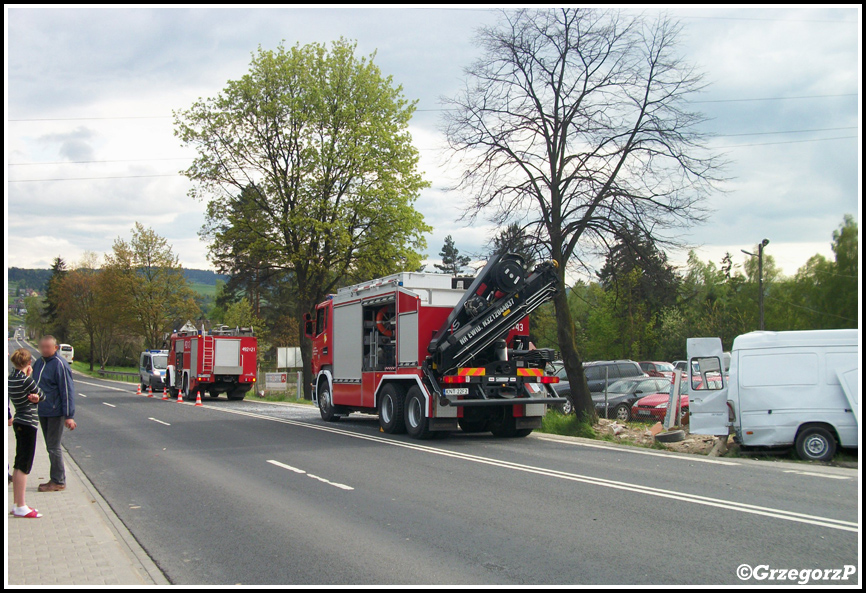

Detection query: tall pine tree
(434, 235), (471, 276)
(43, 256), (68, 341)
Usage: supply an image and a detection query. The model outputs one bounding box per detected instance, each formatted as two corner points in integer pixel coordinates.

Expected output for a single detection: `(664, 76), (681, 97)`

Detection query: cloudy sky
(5, 5), (861, 281)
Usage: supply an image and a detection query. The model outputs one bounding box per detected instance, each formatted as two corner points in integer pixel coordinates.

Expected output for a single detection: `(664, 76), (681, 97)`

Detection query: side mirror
(304, 313), (314, 339)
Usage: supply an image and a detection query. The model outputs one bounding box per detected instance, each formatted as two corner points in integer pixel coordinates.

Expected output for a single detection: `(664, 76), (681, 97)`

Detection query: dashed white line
(79, 393), (88, 398)
(267, 459), (354, 491)
(783, 470), (851, 480)
(148, 418), (171, 426)
(102, 402), (116, 408)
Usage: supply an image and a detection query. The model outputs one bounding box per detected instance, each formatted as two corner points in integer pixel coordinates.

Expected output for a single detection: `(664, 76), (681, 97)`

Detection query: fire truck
(305, 252), (567, 439)
(165, 324), (258, 401)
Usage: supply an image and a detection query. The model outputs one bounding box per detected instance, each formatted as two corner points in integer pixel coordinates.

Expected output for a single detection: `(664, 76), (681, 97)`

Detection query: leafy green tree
(434, 235), (471, 276)
(176, 40), (430, 397)
(104, 223), (199, 349)
(224, 298), (257, 329)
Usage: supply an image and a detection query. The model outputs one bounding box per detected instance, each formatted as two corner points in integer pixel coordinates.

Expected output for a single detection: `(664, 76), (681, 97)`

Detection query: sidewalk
(5, 425), (168, 586)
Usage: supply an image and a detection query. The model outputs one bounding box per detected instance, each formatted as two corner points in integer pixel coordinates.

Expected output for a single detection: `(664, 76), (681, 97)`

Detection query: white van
(59, 343), (75, 364)
(687, 330), (858, 461)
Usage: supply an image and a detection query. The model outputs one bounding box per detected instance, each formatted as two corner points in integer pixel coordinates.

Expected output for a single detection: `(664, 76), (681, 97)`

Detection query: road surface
(9, 338), (859, 585)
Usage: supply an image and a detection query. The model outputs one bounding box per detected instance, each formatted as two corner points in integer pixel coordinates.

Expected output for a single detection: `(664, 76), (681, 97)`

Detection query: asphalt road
(9, 338), (859, 585)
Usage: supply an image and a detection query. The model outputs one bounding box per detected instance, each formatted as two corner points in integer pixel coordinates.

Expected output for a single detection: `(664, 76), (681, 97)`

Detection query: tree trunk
(89, 331), (95, 371)
(296, 301), (314, 400)
(552, 284), (597, 422)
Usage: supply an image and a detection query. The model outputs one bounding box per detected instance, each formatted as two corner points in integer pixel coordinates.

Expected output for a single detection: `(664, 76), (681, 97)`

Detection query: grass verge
(538, 410), (596, 439)
(71, 360), (139, 382)
(251, 389), (314, 405)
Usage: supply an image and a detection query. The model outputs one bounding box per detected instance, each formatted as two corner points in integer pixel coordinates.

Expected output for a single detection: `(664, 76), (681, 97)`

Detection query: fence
(96, 370), (140, 383)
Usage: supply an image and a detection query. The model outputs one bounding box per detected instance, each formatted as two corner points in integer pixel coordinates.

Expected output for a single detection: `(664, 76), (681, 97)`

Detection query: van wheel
(404, 387), (432, 439)
(378, 384), (406, 434)
(795, 426), (836, 461)
(318, 383), (340, 422)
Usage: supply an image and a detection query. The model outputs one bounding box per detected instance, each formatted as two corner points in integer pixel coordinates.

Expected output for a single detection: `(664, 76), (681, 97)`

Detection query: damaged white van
(687, 330), (858, 461)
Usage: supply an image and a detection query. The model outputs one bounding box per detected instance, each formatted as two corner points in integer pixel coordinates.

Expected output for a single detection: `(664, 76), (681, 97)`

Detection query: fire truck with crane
(165, 323), (258, 401)
(304, 252), (567, 439)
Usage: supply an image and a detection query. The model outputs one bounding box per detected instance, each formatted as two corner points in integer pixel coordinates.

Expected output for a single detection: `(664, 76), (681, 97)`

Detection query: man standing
(32, 335), (77, 492)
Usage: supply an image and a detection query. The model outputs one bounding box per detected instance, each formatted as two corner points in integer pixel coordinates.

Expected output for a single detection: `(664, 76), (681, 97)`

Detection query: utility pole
(742, 238), (770, 330)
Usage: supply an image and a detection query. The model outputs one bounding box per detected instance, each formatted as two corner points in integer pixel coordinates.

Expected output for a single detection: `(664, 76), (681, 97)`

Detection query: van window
(584, 366), (602, 381)
(315, 307), (326, 336)
(616, 363), (637, 377)
(740, 353), (818, 387)
(691, 356), (724, 390)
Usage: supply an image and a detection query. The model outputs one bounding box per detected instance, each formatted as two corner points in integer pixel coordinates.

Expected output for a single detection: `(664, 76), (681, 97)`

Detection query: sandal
(12, 508), (42, 518)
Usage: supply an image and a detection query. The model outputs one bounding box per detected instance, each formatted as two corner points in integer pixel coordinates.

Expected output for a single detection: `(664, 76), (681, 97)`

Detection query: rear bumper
(440, 397), (568, 407)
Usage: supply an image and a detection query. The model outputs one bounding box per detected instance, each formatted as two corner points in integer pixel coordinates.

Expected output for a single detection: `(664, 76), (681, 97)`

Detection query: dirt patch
(594, 418), (725, 455)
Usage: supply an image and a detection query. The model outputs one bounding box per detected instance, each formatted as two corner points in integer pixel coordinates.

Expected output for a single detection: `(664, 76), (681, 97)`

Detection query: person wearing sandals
(9, 347), (45, 518)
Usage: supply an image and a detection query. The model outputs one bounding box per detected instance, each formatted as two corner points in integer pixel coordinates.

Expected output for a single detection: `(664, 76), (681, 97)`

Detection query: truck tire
(458, 418), (489, 433)
(318, 382), (341, 422)
(489, 412), (519, 438)
(655, 429), (686, 443)
(378, 384), (406, 434)
(795, 426), (836, 461)
(404, 386), (433, 439)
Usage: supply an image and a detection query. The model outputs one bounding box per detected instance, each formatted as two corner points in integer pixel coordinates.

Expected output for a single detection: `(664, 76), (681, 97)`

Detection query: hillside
(7, 267), (228, 293)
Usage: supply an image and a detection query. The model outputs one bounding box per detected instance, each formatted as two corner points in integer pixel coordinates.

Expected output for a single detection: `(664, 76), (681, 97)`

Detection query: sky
(5, 5), (861, 282)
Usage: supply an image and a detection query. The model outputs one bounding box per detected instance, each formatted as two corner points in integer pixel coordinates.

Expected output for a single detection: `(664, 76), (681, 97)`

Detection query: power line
(764, 295), (857, 323)
(714, 135), (856, 149)
(8, 174), (180, 183)
(9, 157), (192, 166)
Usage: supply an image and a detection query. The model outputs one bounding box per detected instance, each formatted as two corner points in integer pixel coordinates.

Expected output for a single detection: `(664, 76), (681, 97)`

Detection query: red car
(639, 361), (676, 380)
(631, 380), (689, 423)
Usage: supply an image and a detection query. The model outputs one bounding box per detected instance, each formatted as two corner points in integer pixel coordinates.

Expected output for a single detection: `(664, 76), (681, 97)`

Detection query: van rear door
(687, 337), (730, 435)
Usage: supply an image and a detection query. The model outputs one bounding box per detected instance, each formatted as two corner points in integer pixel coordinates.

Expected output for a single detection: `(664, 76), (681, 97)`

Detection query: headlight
(654, 402), (668, 408)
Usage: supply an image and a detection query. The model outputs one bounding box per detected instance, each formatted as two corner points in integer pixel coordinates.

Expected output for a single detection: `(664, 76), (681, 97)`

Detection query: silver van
(688, 330), (858, 461)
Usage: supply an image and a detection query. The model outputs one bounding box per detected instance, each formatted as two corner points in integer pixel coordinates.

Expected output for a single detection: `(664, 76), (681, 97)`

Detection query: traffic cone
(177, 389), (184, 403)
(194, 392), (203, 407)
(162, 387), (170, 400)
(136, 384), (142, 395)
(147, 385), (154, 398)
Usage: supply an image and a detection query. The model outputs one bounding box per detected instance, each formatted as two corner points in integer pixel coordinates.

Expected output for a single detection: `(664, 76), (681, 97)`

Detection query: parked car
(553, 360), (648, 414)
(58, 343), (74, 364)
(139, 349), (169, 391)
(639, 361), (676, 379)
(592, 377), (672, 421)
(632, 379), (691, 423)
(672, 360), (688, 373)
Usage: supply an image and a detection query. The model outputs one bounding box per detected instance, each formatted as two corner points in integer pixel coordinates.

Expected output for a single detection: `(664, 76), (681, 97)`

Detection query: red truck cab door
(311, 300), (333, 376)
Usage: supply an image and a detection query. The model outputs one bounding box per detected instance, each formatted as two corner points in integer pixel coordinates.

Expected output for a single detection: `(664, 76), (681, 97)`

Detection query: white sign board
(277, 347), (303, 369)
(265, 372), (288, 391)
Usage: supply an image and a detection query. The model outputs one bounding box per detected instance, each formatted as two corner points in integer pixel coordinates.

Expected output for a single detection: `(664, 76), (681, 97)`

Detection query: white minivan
(59, 343), (75, 364)
(687, 330), (858, 461)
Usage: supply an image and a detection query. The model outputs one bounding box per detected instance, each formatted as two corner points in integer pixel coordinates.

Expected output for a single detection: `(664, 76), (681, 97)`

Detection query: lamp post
(742, 238), (770, 330)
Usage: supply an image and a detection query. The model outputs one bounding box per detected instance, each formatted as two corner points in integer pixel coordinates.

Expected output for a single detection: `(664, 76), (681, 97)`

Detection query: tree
(444, 9), (722, 419)
(224, 298), (257, 330)
(176, 40), (430, 397)
(492, 223), (536, 269)
(104, 223), (199, 349)
(58, 253), (101, 371)
(43, 256), (69, 340)
(434, 235), (471, 275)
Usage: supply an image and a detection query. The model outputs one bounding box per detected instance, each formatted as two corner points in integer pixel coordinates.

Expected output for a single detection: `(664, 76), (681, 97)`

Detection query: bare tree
(444, 8), (724, 419)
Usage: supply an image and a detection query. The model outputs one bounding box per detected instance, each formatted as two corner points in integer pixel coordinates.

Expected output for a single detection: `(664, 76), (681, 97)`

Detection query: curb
(63, 444), (170, 585)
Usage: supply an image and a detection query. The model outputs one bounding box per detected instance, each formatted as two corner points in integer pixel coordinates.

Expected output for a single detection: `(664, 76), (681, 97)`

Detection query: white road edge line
(535, 435), (741, 465)
(267, 459), (354, 490)
(218, 408), (854, 532)
(102, 402), (116, 408)
(148, 418), (171, 426)
(783, 470), (851, 480)
(77, 379), (134, 393)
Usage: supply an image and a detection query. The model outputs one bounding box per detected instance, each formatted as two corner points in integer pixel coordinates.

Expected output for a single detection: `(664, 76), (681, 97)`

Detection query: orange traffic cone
(162, 387), (170, 400)
(195, 392), (203, 407)
(136, 384), (142, 395)
(147, 385), (154, 398)
(176, 389), (184, 403)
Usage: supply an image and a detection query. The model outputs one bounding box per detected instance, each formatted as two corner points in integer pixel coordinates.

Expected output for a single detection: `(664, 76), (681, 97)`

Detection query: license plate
(638, 410), (651, 416)
(443, 388), (469, 396)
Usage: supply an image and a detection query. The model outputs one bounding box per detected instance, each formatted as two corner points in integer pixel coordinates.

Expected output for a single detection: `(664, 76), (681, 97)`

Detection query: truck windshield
(152, 355), (168, 370)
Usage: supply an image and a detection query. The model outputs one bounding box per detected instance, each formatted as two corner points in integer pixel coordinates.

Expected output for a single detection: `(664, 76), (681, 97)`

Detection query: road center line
(77, 379), (135, 393)
(267, 459), (354, 490)
(535, 435), (740, 465)
(148, 418), (171, 426)
(215, 407), (855, 532)
(79, 393), (88, 398)
(102, 402), (116, 408)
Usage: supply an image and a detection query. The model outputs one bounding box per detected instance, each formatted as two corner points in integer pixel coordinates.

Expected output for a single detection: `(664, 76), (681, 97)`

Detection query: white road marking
(77, 379), (134, 393)
(148, 418), (171, 426)
(79, 393), (88, 398)
(267, 459), (354, 490)
(535, 435), (741, 465)
(208, 407), (856, 532)
(783, 470), (851, 480)
(102, 402), (116, 408)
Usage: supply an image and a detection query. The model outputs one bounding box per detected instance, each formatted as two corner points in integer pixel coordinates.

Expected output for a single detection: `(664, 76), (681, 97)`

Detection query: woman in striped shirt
(8, 348), (45, 518)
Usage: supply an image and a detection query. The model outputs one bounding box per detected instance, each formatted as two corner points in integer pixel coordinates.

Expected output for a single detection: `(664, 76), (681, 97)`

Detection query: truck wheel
(378, 384), (406, 434)
(404, 387), (432, 439)
(795, 426), (836, 461)
(458, 418), (489, 433)
(318, 383), (341, 422)
(489, 412), (518, 438)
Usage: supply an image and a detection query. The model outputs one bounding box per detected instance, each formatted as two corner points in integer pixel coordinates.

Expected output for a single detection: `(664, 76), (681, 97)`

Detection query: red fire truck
(166, 324), (257, 401)
(305, 252), (566, 439)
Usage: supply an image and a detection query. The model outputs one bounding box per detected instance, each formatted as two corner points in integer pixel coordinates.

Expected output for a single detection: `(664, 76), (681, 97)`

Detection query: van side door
(687, 337), (730, 435)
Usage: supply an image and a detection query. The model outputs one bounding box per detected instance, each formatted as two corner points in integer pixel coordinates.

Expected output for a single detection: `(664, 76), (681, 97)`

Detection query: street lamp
(741, 238), (770, 331)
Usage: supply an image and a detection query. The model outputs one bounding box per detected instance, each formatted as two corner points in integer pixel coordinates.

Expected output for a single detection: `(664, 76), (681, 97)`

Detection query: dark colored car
(553, 360), (648, 415)
(592, 377), (672, 421)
